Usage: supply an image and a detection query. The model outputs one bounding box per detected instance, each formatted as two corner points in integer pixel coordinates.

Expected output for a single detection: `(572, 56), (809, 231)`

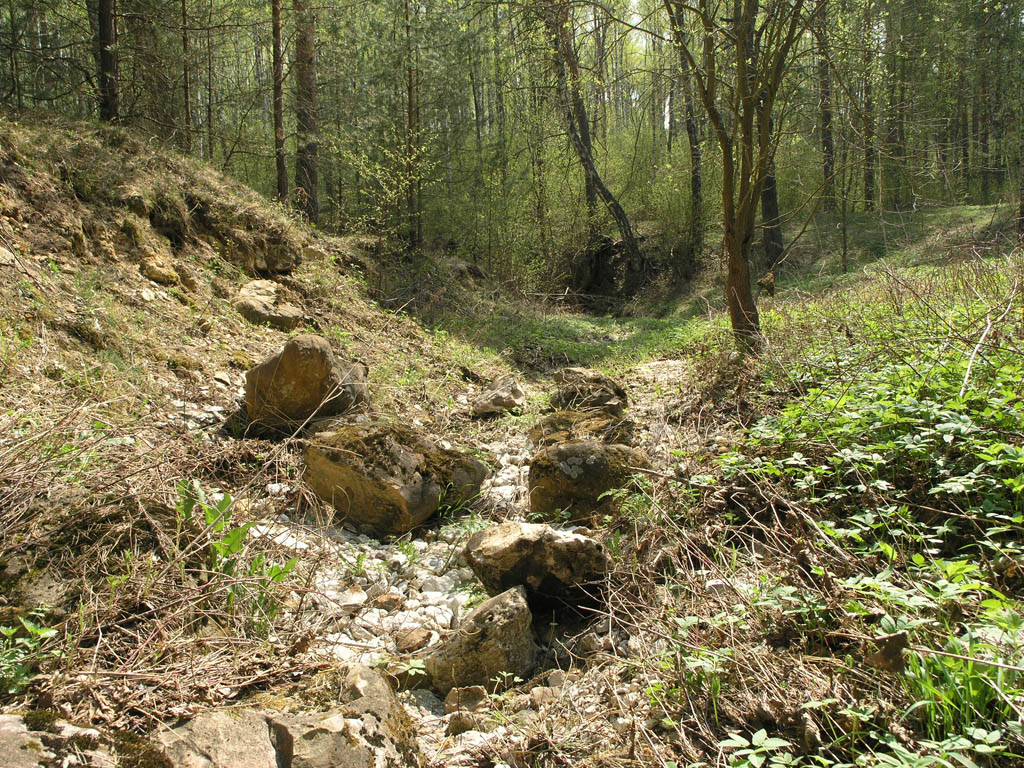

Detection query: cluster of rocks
(158, 665), (423, 768)
(31, 321), (649, 762)
(527, 368), (649, 524)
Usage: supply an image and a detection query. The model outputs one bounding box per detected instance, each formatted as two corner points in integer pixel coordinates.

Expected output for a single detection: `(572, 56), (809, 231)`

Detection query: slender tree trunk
(760, 156), (784, 271)
(862, 0), (875, 210)
(205, 16), (213, 161)
(272, 0), (287, 200)
(664, 2), (703, 256)
(817, 2), (835, 212)
(403, 0), (420, 247)
(7, 0), (22, 109)
(1017, 133), (1024, 240)
(979, 69), (990, 203)
(492, 5), (507, 182)
(294, 0), (318, 223)
(957, 73), (969, 192)
(181, 0), (192, 152)
(544, 6), (641, 266)
(97, 0), (118, 121)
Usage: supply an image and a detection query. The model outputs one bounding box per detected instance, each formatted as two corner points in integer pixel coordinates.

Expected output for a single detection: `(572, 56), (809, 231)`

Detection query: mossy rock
(528, 410), (634, 447)
(303, 423), (487, 536)
(527, 440), (649, 524)
(550, 367), (628, 415)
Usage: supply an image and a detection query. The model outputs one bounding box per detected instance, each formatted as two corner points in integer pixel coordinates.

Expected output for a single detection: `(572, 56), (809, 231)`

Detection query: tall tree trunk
(294, 0), (318, 224)
(544, 5), (641, 266)
(957, 72), (969, 192)
(816, 1), (835, 212)
(862, 0), (875, 210)
(760, 155), (784, 271)
(7, 0), (22, 109)
(492, 5), (507, 182)
(97, 0), (118, 121)
(205, 14), (213, 161)
(1018, 132), (1024, 241)
(979, 69), (990, 203)
(181, 0), (192, 152)
(271, 0), (287, 201)
(664, 2), (703, 256)
(403, 0), (420, 247)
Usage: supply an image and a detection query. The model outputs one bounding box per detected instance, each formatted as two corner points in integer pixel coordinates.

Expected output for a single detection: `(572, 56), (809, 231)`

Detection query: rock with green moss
(550, 367), (628, 415)
(303, 423), (487, 536)
(245, 335), (368, 434)
(528, 409), (634, 447)
(528, 440), (648, 524)
(0, 715), (52, 768)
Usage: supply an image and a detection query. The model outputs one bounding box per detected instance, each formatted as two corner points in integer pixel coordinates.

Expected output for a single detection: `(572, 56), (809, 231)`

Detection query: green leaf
(719, 733), (750, 749)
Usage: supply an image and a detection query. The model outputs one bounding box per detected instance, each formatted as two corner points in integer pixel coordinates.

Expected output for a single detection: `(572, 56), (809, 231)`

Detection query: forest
(1, 1), (1024, 768)
(4, 0), (1023, 337)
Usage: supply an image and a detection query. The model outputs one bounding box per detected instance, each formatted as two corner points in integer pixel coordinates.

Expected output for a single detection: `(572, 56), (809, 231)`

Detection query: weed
(175, 480), (296, 629)
(0, 613), (60, 694)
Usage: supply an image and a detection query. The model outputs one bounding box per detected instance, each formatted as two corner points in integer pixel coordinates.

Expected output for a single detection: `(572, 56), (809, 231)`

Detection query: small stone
(374, 593), (403, 612)
(444, 685), (490, 714)
(530, 686), (558, 709)
(446, 711), (483, 736)
(395, 627), (432, 653)
(141, 252), (179, 285)
(336, 586), (368, 613)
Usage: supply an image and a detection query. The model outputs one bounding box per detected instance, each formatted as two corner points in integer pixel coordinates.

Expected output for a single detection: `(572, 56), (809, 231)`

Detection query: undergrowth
(683, 255), (1024, 766)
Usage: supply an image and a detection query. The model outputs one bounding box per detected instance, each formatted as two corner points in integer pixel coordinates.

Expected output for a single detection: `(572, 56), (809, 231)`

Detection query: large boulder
(304, 423), (487, 536)
(528, 410), (634, 447)
(464, 522), (611, 606)
(245, 335), (368, 432)
(425, 587), (536, 694)
(233, 279), (304, 331)
(471, 377), (527, 418)
(550, 368), (627, 415)
(156, 665), (423, 768)
(528, 440), (648, 523)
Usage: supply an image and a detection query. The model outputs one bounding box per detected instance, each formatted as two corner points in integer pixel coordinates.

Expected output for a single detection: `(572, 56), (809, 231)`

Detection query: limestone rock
(550, 367), (627, 415)
(233, 279), (303, 331)
(443, 686), (489, 714)
(395, 626), (432, 653)
(528, 410), (634, 447)
(464, 522), (611, 605)
(303, 423), (487, 536)
(141, 251), (179, 285)
(425, 587), (536, 694)
(157, 665), (423, 768)
(528, 440), (649, 523)
(446, 712), (483, 736)
(471, 377), (526, 417)
(245, 335), (368, 432)
(0, 715), (52, 768)
(156, 709), (277, 768)
(268, 665), (423, 768)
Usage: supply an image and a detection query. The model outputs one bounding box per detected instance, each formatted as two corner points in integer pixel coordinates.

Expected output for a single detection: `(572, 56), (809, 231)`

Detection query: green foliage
(0, 613), (60, 695)
(175, 481), (296, 628)
(720, 729), (797, 768)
